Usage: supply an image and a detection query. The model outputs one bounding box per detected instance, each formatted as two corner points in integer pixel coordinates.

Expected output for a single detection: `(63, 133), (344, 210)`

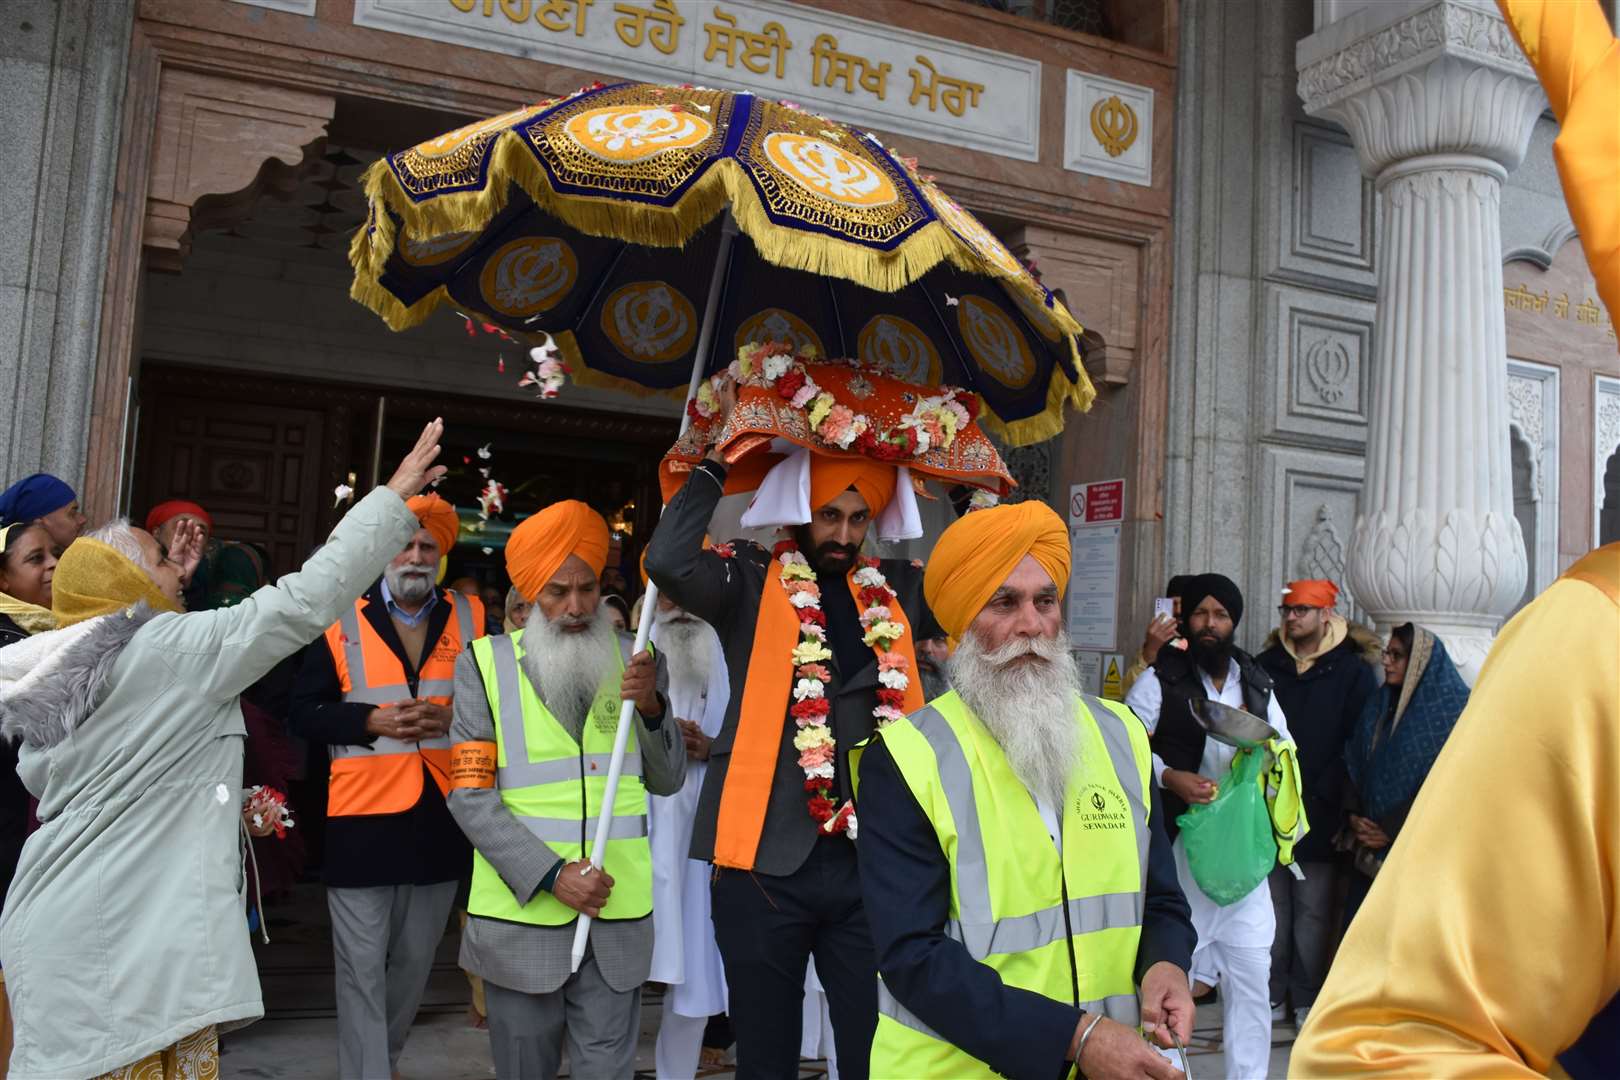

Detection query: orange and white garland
(778, 539), (909, 838)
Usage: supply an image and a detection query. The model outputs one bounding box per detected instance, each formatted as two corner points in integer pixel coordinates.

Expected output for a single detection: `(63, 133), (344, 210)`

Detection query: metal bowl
(1188, 699), (1278, 749)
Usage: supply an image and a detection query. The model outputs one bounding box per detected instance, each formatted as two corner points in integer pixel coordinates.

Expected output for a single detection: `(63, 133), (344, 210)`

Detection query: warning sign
(1101, 653), (1125, 700)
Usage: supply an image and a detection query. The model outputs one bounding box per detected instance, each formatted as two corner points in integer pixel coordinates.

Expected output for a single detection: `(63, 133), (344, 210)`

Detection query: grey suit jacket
(644, 462), (939, 878)
(447, 630), (683, 994)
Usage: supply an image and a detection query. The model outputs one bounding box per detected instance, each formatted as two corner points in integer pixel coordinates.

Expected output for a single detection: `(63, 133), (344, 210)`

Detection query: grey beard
(948, 630), (1084, 812)
(385, 564), (436, 604)
(654, 609), (713, 700)
(520, 606), (619, 730)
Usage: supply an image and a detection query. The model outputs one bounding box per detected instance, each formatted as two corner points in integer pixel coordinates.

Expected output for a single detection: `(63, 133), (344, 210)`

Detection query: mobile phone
(1153, 597), (1175, 620)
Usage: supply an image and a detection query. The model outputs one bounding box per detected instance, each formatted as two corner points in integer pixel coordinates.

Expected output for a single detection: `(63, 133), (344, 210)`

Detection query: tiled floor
(221, 886), (1296, 1078)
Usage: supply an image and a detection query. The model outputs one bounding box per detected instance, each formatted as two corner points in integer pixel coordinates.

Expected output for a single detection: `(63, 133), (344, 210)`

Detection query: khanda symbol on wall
(1089, 94), (1139, 159)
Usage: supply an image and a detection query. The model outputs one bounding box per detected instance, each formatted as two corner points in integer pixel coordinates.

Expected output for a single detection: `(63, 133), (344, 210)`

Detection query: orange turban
(1283, 579), (1339, 609)
(406, 494), (459, 555)
(506, 500), (610, 602)
(808, 455), (897, 517)
(924, 501), (1070, 643)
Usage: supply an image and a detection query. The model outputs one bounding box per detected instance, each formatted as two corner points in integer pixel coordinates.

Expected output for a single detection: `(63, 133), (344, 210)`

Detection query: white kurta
(647, 622), (730, 1019)
(1123, 658), (1292, 950)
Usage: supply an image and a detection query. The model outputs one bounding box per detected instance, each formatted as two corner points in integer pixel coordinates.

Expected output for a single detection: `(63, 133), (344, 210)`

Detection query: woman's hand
(385, 418), (448, 500)
(166, 519), (207, 587)
(1350, 814), (1391, 850)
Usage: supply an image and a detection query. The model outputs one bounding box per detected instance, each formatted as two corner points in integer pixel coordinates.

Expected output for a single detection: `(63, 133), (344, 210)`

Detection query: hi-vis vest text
(322, 591), (482, 817)
(467, 630), (653, 926)
(863, 691), (1152, 1079)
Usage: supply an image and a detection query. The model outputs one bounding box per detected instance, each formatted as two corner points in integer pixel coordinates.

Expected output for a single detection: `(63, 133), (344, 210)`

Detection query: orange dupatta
(712, 564), (923, 870)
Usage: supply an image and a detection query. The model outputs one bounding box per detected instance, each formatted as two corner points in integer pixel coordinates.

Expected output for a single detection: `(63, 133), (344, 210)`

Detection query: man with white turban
(448, 500), (685, 1079)
(855, 502), (1196, 1080)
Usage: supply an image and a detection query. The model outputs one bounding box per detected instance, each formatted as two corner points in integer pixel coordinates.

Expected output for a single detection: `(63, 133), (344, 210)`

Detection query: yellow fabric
(405, 493), (460, 555)
(51, 538), (180, 628)
(1262, 738), (1309, 867)
(504, 500), (610, 603)
(93, 1025), (218, 1080)
(1499, 0), (1620, 332)
(808, 454), (897, 517)
(923, 502), (1070, 643)
(1280, 614), (1348, 675)
(0, 524), (56, 635)
(1293, 543), (1620, 1076)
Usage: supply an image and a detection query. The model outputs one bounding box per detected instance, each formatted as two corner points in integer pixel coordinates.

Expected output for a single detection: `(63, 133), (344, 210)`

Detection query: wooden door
(134, 384), (330, 575)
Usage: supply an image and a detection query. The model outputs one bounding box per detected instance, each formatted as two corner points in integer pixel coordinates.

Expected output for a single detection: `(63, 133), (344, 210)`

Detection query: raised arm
(643, 462), (746, 627)
(156, 420), (449, 701)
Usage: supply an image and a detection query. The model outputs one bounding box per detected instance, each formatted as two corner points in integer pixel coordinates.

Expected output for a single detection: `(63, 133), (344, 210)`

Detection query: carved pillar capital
(145, 69), (335, 270)
(1297, 0), (1545, 177)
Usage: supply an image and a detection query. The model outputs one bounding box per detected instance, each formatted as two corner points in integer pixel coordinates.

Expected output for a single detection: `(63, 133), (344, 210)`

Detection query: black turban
(1177, 573), (1244, 628)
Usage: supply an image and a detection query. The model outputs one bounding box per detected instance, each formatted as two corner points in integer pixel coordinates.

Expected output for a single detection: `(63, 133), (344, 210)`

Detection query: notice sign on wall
(1067, 479), (1124, 651)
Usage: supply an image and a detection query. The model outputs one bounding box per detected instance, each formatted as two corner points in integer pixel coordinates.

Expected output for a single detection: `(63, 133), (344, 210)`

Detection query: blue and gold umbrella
(348, 80), (1093, 445)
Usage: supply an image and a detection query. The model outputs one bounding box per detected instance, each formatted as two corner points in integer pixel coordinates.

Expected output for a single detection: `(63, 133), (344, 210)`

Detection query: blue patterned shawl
(1345, 626), (1470, 822)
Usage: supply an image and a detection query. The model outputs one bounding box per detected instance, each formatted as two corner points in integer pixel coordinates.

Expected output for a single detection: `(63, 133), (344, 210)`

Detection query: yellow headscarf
(52, 537), (181, 628)
(924, 501), (1071, 644)
(0, 523), (57, 635)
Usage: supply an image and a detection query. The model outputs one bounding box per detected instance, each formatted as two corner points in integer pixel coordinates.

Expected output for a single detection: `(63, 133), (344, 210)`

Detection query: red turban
(808, 455), (897, 517)
(506, 500), (610, 602)
(924, 501), (1070, 643)
(1283, 579), (1339, 609)
(145, 500), (212, 533)
(405, 494), (459, 555)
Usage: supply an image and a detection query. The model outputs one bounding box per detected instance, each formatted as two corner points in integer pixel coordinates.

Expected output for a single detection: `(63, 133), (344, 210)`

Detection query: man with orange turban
(854, 502), (1195, 1079)
(1255, 578), (1380, 1031)
(446, 500), (683, 1079)
(291, 490), (487, 1080)
(644, 435), (939, 1079)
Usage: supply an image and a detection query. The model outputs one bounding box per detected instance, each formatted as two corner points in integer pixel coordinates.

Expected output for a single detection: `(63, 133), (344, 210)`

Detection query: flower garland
(688, 341), (981, 462)
(777, 539), (910, 838)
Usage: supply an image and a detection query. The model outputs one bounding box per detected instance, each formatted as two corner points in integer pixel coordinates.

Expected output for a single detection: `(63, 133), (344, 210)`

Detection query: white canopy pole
(570, 211), (739, 973)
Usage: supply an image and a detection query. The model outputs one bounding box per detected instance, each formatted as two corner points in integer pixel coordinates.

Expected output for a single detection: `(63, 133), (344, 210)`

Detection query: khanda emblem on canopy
(957, 296), (1035, 389)
(564, 105), (714, 162)
(1089, 94), (1139, 158)
(602, 281), (697, 363)
(736, 308), (826, 359)
(763, 132), (898, 208)
(479, 237), (578, 316)
(858, 315), (942, 385)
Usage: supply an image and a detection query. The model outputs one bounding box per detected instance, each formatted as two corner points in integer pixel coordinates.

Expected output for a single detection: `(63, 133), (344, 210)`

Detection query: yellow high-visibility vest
(466, 630), (652, 925)
(861, 690), (1152, 1079)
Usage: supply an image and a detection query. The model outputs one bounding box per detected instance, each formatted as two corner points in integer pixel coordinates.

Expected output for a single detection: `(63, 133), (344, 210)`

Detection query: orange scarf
(713, 563), (923, 870)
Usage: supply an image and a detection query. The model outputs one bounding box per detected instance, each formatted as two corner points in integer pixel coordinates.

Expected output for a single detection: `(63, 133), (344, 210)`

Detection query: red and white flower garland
(777, 540), (910, 838)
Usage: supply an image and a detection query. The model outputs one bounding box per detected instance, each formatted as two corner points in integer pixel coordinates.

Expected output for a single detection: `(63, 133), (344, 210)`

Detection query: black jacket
(857, 737), (1195, 1079)
(645, 461), (940, 877)
(289, 583), (472, 888)
(1256, 624), (1381, 862)
(1149, 645), (1274, 839)
(0, 620), (32, 917)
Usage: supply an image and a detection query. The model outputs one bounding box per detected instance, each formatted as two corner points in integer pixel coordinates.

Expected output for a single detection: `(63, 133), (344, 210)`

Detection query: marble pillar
(1297, 0), (1544, 679)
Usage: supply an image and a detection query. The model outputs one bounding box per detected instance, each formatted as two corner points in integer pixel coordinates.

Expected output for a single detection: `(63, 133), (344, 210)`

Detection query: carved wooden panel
(134, 385), (328, 576)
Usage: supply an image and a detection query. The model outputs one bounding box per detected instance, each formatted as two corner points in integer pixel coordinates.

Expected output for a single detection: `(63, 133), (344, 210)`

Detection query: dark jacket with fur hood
(1257, 618), (1382, 862)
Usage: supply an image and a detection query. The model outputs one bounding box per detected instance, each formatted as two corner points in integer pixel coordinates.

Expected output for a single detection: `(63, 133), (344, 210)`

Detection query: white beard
(948, 630), (1084, 812)
(653, 606), (714, 703)
(520, 606), (619, 728)
(384, 563), (436, 604)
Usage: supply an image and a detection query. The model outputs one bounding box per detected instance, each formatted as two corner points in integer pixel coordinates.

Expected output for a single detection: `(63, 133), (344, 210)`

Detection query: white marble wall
(1167, 0), (1578, 655)
(0, 0), (133, 489)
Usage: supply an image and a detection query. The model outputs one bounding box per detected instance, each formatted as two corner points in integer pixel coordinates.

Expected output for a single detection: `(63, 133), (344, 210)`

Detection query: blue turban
(0, 473), (77, 526)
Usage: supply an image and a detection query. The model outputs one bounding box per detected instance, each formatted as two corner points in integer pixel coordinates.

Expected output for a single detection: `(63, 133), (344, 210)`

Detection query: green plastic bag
(1175, 748), (1278, 906)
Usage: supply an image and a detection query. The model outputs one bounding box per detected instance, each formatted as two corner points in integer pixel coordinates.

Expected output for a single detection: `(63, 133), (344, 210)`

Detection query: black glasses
(1276, 604), (1321, 618)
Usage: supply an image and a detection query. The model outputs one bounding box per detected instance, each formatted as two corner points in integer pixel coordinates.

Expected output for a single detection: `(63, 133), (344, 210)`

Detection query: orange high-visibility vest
(322, 590), (485, 817)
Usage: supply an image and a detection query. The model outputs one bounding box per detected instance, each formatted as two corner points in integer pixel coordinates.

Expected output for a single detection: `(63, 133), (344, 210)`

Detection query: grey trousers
(328, 880), (459, 1080)
(1268, 861), (1337, 1009)
(483, 952), (641, 1080)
